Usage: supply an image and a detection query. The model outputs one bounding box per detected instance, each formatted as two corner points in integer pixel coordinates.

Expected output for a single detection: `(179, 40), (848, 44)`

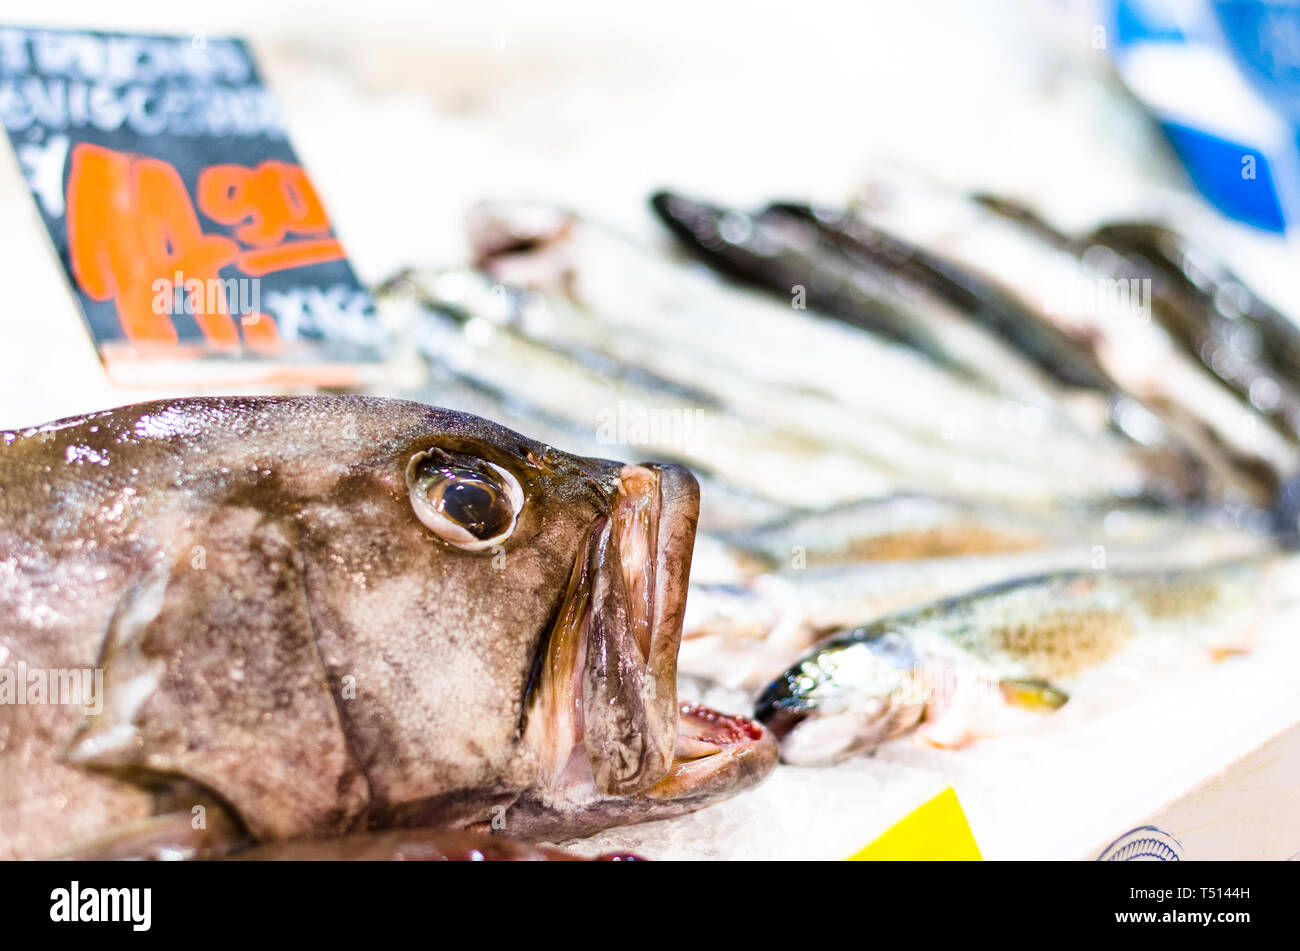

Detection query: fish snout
(754, 633), (927, 766)
(516, 459), (776, 834)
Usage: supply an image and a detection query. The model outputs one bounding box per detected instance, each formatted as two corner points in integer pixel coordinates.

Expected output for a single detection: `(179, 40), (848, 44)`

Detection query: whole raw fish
(754, 557), (1289, 764)
(0, 397), (776, 859)
(850, 170), (1300, 506)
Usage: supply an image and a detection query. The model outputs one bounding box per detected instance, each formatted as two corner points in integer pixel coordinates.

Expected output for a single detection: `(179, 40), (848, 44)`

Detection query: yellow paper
(847, 787), (983, 860)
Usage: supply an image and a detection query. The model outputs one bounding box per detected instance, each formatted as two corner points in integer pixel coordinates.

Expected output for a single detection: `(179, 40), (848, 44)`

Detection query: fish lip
(641, 462), (699, 687)
(525, 462), (777, 822)
(589, 463), (778, 803)
(580, 463), (698, 795)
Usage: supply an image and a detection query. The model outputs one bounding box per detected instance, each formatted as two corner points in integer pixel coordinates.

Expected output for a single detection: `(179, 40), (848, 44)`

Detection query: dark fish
(0, 396), (776, 858)
(963, 197), (1300, 509)
(649, 190), (994, 386)
(1080, 222), (1300, 444)
(765, 200), (1115, 392)
(851, 175), (1300, 508)
(969, 197), (1300, 448)
(653, 191), (1209, 505)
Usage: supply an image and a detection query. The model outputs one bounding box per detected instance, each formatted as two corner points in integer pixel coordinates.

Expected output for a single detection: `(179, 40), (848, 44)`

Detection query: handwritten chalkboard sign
(0, 27), (387, 386)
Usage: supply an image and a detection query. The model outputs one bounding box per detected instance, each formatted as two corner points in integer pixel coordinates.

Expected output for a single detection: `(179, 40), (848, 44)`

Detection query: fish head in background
(754, 625), (930, 766)
(0, 396), (775, 857)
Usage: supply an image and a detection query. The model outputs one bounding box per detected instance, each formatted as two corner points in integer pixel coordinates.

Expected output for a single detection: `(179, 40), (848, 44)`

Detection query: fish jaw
(519, 462), (777, 834)
(581, 463), (683, 795)
(512, 698), (777, 840)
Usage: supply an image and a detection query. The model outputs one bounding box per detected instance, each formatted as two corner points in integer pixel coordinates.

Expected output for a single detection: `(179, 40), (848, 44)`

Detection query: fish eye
(405, 451), (524, 551)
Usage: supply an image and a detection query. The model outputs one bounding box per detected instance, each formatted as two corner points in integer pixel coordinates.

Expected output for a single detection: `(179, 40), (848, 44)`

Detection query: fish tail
(998, 678), (1069, 711)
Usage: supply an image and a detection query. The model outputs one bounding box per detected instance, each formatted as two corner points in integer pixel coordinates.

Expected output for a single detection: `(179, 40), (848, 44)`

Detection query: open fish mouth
(637, 700), (775, 803)
(521, 462), (776, 834)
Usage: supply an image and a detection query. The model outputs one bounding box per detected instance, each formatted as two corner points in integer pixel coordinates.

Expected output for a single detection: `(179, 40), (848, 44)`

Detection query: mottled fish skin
(0, 396), (776, 858)
(681, 519), (1276, 690)
(713, 491), (1275, 572)
(754, 557), (1283, 764)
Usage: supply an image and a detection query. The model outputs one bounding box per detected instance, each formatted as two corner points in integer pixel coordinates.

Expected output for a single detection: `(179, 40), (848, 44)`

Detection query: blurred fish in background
(365, 4), (1300, 756)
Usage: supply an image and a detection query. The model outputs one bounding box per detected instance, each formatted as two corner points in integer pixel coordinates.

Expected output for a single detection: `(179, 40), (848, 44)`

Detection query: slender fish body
(1078, 222), (1300, 445)
(454, 203), (1215, 507)
(711, 492), (1272, 571)
(682, 521), (1276, 688)
(753, 556), (1289, 765)
(397, 270), (1166, 507)
(649, 191), (991, 385)
(850, 171), (1300, 506)
(401, 291), (900, 508)
(462, 202), (1137, 472)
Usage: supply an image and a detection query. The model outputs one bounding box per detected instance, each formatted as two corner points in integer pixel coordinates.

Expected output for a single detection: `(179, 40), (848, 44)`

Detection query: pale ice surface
(558, 604), (1300, 860)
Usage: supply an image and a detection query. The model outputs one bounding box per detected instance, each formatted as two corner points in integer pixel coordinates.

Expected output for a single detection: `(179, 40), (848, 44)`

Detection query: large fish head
(56, 397), (773, 844)
(268, 398), (778, 835)
(325, 404), (778, 836)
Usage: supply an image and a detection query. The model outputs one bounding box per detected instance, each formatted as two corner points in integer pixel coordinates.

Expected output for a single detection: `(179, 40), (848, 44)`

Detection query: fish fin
(999, 678), (1069, 711)
(65, 512), (367, 841)
(1207, 646), (1251, 663)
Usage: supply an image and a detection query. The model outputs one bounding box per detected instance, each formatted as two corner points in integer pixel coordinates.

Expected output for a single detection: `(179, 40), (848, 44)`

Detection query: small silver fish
(754, 557), (1289, 765)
